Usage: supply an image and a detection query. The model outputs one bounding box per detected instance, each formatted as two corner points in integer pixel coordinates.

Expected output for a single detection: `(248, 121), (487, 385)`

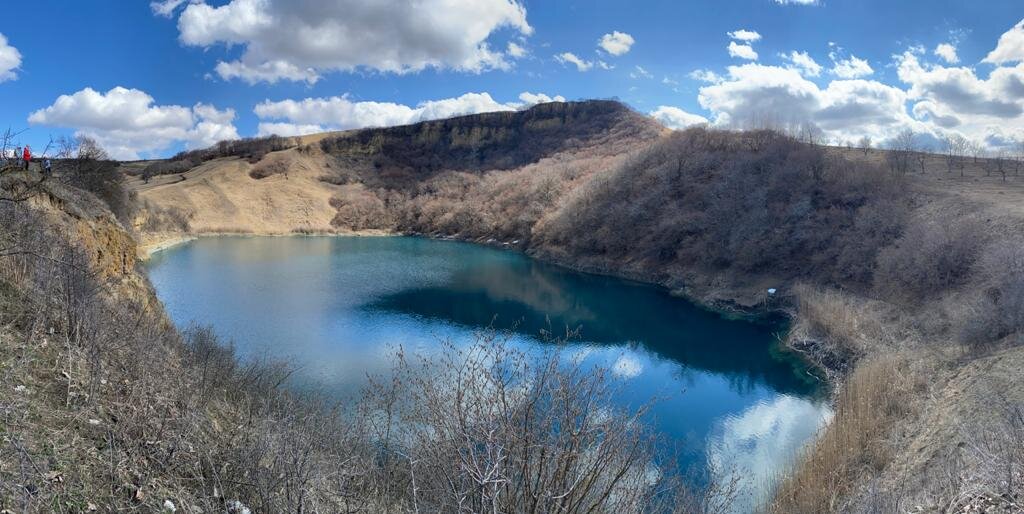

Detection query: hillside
(129, 100), (663, 255)
(124, 101), (1024, 512)
(2, 166), (705, 512)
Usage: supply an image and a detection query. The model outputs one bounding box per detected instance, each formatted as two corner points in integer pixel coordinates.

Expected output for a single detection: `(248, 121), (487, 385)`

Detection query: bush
(960, 239), (1024, 351)
(171, 135), (296, 164)
(874, 213), (986, 301)
(57, 137), (135, 224)
(248, 158), (289, 179)
(536, 128), (909, 287)
(139, 159), (196, 181)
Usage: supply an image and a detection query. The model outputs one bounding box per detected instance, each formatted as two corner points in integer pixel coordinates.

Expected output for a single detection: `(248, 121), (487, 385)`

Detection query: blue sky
(1, 0), (1022, 159)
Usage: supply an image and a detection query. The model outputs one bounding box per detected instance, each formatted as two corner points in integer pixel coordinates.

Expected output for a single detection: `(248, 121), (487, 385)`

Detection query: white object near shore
(767, 288), (777, 295)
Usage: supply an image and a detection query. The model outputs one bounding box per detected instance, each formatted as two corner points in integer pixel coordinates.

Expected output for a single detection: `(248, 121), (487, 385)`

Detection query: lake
(146, 235), (831, 511)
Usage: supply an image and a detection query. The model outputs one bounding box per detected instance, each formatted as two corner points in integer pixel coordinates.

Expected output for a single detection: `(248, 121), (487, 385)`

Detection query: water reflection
(146, 236), (831, 512)
(707, 396), (833, 512)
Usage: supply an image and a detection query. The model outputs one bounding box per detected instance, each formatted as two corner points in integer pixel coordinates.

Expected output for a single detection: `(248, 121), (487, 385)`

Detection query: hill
(124, 101), (1024, 512)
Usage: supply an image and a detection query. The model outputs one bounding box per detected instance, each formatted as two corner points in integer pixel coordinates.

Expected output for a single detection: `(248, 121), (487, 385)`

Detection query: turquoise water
(146, 236), (831, 510)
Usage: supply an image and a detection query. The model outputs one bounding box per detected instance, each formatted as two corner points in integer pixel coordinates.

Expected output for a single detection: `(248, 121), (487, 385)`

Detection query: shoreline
(137, 229), (398, 260)
(137, 229), (838, 384)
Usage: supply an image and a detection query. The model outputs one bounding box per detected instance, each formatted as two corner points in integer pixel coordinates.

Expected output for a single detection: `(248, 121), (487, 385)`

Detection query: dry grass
(770, 354), (922, 513)
(788, 284), (909, 371)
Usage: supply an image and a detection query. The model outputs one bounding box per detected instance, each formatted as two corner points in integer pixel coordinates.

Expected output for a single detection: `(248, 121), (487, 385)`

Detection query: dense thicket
(171, 135), (295, 164)
(537, 129), (908, 287)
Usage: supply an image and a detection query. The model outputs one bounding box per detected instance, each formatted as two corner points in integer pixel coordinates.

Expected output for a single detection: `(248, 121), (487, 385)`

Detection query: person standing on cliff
(12, 146), (21, 168)
(22, 145), (31, 170)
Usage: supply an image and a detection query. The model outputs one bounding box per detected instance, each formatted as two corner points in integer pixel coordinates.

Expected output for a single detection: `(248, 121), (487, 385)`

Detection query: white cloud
(934, 43), (959, 64)
(697, 63), (915, 142)
(781, 50), (822, 77)
(630, 65), (653, 79)
(254, 91), (561, 137)
(507, 41), (526, 58)
(215, 59), (319, 85)
(727, 29), (761, 42)
(728, 42), (758, 60)
(28, 87), (239, 160)
(0, 33), (22, 83)
(773, 0), (819, 4)
(518, 92), (566, 104)
(689, 69), (723, 84)
(897, 50), (1022, 118)
(649, 106), (708, 129)
(555, 52), (593, 72)
(598, 31), (635, 56)
(168, 0), (532, 83)
(829, 52), (873, 78)
(150, 0), (196, 17)
(984, 19), (1024, 64)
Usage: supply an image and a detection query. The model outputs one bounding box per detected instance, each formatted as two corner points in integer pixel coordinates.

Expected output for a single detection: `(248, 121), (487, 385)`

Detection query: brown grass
(769, 354), (923, 513)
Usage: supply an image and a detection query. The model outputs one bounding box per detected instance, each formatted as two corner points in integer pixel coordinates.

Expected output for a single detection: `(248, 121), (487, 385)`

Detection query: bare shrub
(248, 157), (289, 179)
(960, 239), (1024, 352)
(536, 128), (908, 287)
(328, 184), (395, 231)
(56, 136), (135, 224)
(874, 212), (986, 301)
(138, 200), (192, 233)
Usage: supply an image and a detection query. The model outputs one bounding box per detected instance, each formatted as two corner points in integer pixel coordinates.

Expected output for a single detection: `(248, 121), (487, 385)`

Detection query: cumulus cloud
(728, 42), (758, 60)
(773, 0), (819, 4)
(781, 50), (822, 77)
(984, 19), (1024, 64)
(934, 43), (959, 64)
(28, 87), (239, 160)
(507, 41), (526, 58)
(689, 69), (723, 84)
(649, 106), (708, 129)
(598, 31), (635, 56)
(897, 50), (1022, 118)
(728, 29), (761, 42)
(166, 0), (532, 83)
(254, 91), (563, 137)
(0, 33), (22, 83)
(555, 52), (593, 71)
(829, 52), (873, 79)
(697, 63), (914, 142)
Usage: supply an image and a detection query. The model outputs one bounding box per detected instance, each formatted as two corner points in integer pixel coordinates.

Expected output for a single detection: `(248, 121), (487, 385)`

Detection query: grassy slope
(128, 103), (1024, 511)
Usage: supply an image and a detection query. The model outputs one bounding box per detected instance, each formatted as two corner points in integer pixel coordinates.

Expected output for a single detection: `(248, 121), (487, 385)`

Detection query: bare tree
(858, 135), (872, 156)
(984, 149), (1008, 181)
(886, 129), (915, 175)
(915, 139), (930, 174)
(942, 134), (969, 176)
(969, 140), (984, 164)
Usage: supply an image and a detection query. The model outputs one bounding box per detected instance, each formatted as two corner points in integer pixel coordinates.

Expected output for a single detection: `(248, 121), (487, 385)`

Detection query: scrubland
(9, 100), (1023, 512)
(1, 165), (728, 512)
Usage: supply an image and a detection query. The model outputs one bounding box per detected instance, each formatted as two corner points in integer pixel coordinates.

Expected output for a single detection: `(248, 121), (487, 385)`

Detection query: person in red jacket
(22, 145), (30, 170)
